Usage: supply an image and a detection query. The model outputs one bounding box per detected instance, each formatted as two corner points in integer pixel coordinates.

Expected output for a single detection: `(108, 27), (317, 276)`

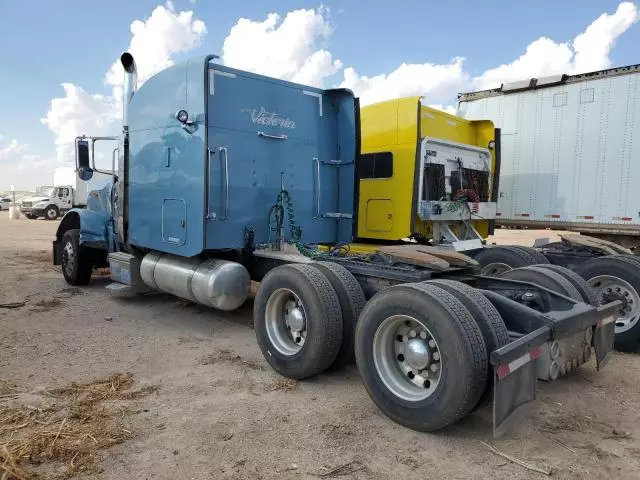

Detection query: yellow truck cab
(357, 96), (499, 251)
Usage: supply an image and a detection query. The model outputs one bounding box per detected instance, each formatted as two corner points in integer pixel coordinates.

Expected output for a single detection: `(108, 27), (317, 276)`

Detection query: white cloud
(222, 8), (342, 87)
(473, 2), (638, 89)
(104, 1), (206, 103)
(341, 2), (638, 106)
(0, 138), (52, 190)
(0, 139), (28, 159)
(340, 58), (469, 107)
(573, 1), (639, 73)
(39, 1), (206, 177)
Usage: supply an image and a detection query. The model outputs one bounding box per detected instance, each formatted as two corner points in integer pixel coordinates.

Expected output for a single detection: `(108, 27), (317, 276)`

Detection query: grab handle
(314, 157), (320, 217)
(258, 131), (288, 140)
(219, 147), (229, 220)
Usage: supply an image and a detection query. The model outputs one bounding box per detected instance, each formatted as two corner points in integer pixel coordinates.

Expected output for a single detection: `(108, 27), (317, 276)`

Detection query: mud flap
(491, 326), (548, 437)
(493, 349), (539, 437)
(593, 312), (615, 370)
(52, 239), (61, 266)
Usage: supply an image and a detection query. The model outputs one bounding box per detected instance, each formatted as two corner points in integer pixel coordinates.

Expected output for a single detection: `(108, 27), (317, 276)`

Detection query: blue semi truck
(52, 52), (619, 436)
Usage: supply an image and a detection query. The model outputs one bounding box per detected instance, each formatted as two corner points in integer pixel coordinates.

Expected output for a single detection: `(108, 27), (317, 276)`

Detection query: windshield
(35, 186), (56, 197)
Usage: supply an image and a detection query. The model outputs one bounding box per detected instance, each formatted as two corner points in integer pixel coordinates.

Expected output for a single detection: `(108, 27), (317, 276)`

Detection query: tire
(509, 246), (550, 265)
(61, 229), (93, 286)
(45, 205), (59, 220)
(574, 256), (640, 352)
(473, 246), (540, 276)
(253, 264), (343, 379)
(500, 265), (583, 301)
(425, 279), (509, 410)
(310, 261), (366, 371)
(354, 282), (487, 432)
(25, 214), (36, 219)
(536, 264), (598, 306)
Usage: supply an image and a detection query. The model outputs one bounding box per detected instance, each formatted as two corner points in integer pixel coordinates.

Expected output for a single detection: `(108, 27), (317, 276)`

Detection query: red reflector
(496, 346), (542, 380)
(622, 217), (632, 221)
(551, 214), (560, 219)
(518, 213), (530, 217)
(496, 212), (502, 217)
(497, 364), (510, 379)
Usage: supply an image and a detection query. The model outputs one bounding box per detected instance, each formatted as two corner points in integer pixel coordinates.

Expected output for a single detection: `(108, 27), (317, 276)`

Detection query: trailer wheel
(425, 279), (509, 410)
(354, 283), (487, 432)
(535, 264), (598, 306)
(509, 246), (549, 265)
(61, 229), (93, 286)
(500, 265), (583, 301)
(574, 256), (640, 351)
(310, 262), (366, 371)
(254, 264), (343, 379)
(473, 246), (540, 276)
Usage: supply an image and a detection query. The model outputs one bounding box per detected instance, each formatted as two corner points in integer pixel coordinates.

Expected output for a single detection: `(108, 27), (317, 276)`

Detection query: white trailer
(457, 64), (640, 249)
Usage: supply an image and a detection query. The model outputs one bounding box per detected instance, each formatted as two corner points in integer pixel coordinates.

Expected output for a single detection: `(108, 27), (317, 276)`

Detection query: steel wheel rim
(47, 208), (56, 219)
(265, 288), (307, 356)
(587, 275), (640, 334)
(373, 315), (442, 402)
(62, 240), (75, 277)
(481, 262), (512, 276)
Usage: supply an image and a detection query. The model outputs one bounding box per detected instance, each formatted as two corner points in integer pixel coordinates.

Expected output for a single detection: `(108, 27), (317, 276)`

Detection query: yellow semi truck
(357, 96), (497, 247)
(357, 96), (640, 352)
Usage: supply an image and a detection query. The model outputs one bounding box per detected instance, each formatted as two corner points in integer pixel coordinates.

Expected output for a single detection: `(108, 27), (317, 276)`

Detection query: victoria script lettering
(241, 107), (297, 129)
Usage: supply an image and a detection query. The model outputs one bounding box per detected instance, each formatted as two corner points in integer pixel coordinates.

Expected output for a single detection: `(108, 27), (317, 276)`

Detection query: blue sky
(1, 0), (638, 188)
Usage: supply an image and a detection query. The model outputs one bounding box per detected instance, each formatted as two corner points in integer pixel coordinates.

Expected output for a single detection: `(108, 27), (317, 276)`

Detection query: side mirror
(76, 139), (93, 181)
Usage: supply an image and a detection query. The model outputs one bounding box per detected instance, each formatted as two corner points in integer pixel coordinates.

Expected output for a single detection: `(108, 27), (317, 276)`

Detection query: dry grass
(0, 373), (157, 479)
(264, 379), (297, 393)
(201, 349), (264, 371)
(93, 268), (110, 277)
(0, 382), (20, 397)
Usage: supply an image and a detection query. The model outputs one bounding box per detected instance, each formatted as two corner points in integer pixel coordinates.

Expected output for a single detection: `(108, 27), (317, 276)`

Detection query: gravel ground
(1, 212), (640, 480)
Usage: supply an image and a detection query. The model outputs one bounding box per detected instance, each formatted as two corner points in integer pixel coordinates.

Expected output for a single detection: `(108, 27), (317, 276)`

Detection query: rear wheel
(425, 279), (509, 409)
(473, 246), (540, 276)
(500, 265), (583, 301)
(574, 256), (640, 352)
(310, 262), (366, 371)
(510, 246), (549, 265)
(535, 264), (598, 306)
(254, 264), (343, 379)
(61, 229), (93, 286)
(354, 283), (487, 432)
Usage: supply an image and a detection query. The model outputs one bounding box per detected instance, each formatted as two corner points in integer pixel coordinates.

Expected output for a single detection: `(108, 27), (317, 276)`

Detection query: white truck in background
(20, 167), (112, 220)
(457, 63), (640, 249)
(20, 181), (88, 220)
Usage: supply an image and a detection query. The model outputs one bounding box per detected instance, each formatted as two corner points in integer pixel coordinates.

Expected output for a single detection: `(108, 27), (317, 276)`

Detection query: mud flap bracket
(593, 311), (615, 370)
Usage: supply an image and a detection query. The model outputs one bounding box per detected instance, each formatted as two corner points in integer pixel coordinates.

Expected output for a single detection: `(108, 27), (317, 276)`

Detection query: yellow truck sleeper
(357, 96), (499, 250)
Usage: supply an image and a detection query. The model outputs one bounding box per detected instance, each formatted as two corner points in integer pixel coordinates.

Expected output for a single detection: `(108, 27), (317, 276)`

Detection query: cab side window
(359, 152), (393, 179)
(59, 188), (69, 197)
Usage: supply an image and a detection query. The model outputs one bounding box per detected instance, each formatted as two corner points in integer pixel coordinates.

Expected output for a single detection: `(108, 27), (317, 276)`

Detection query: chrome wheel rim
(265, 288), (307, 356)
(587, 275), (640, 334)
(481, 262), (512, 276)
(373, 315), (442, 402)
(62, 240), (75, 277)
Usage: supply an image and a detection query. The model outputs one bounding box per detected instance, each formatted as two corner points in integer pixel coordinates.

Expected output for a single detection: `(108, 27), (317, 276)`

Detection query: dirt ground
(1, 213), (640, 480)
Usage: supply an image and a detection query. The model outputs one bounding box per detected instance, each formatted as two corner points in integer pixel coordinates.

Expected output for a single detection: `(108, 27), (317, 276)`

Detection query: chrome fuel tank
(140, 251), (250, 311)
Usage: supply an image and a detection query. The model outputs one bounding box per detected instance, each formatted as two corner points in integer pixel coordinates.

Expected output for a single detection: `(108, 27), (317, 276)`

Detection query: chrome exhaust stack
(120, 52), (137, 132)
